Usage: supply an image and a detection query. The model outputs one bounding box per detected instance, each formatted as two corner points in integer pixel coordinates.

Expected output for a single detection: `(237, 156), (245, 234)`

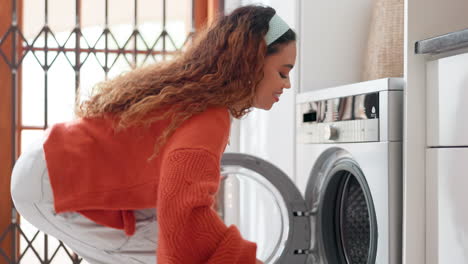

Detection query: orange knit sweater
(43, 107), (257, 263)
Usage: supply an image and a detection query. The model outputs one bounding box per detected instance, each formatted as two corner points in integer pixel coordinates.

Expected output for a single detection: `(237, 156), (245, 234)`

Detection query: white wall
(225, 0), (299, 182)
(404, 1), (468, 264)
(299, 0), (374, 92)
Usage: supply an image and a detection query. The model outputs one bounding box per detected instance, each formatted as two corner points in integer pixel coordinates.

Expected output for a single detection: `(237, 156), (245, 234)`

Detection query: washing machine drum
(219, 153), (377, 264)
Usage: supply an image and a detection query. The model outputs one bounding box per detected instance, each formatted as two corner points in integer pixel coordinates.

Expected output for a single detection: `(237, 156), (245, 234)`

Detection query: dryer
(219, 78), (404, 264)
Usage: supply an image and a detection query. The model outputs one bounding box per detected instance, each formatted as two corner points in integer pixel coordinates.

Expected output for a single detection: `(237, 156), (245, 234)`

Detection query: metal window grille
(0, 0), (222, 263)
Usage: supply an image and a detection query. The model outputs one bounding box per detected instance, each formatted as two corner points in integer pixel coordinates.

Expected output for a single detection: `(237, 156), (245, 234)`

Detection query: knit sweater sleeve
(156, 148), (257, 264)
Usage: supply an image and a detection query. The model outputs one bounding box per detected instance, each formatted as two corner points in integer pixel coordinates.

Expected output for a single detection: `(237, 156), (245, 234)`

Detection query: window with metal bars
(0, 0), (223, 263)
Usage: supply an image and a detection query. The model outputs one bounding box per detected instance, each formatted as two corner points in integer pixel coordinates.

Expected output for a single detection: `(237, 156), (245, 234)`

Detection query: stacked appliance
(426, 52), (468, 264)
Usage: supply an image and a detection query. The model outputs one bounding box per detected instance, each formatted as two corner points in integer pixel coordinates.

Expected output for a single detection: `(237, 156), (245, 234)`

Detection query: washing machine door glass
(220, 153), (311, 264)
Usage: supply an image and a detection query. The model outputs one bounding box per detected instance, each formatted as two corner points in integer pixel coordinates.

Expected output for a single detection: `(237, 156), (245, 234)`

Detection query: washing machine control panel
(297, 119), (379, 143)
(297, 92), (380, 143)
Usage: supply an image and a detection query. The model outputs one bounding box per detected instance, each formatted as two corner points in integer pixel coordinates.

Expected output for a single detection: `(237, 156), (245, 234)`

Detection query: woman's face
(253, 41), (297, 110)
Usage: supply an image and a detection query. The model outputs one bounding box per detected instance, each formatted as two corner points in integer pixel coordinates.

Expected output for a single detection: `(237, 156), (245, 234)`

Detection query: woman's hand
(255, 259), (264, 264)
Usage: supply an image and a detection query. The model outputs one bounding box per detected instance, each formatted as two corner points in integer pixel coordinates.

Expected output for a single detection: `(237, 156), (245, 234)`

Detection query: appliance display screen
(302, 92), (379, 123)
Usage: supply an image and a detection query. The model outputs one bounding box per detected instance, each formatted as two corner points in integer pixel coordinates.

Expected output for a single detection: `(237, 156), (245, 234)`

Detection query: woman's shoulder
(189, 107), (230, 128)
(179, 106), (230, 139)
(164, 107), (231, 155)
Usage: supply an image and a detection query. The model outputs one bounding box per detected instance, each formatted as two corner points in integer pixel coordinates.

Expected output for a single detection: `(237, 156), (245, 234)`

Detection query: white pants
(10, 139), (158, 264)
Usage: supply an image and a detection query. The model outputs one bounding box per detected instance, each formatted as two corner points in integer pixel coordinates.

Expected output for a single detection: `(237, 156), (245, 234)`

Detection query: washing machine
(219, 78), (404, 264)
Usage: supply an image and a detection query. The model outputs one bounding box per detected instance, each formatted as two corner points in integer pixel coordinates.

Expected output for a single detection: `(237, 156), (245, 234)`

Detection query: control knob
(324, 125), (338, 140)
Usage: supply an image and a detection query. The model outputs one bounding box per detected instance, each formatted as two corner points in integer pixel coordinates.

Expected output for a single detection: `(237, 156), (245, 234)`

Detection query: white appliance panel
(427, 52), (468, 146)
(426, 148), (468, 264)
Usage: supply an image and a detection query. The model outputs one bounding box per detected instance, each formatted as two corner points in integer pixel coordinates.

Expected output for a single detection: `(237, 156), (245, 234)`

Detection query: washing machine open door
(220, 153), (312, 264)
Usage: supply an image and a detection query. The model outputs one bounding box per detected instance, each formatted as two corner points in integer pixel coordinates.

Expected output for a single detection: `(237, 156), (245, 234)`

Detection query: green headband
(265, 14), (290, 46)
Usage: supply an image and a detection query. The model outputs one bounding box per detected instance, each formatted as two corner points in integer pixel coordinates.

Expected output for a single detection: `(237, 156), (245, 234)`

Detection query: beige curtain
(362, 0), (404, 81)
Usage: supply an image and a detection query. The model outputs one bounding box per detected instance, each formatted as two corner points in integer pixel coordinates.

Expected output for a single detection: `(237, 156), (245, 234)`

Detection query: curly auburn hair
(76, 5), (296, 157)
